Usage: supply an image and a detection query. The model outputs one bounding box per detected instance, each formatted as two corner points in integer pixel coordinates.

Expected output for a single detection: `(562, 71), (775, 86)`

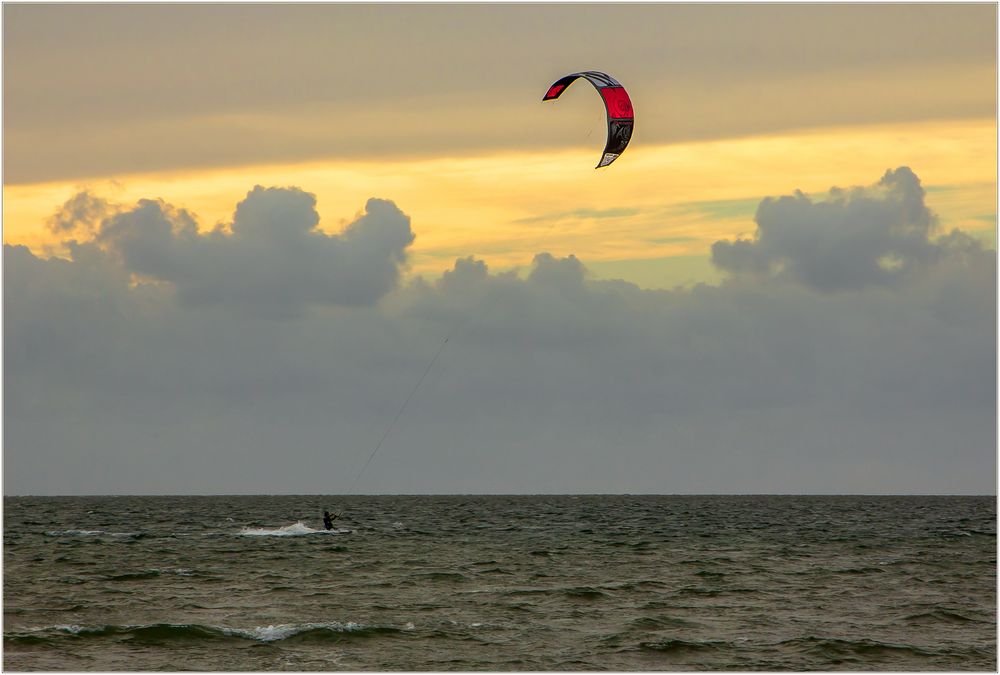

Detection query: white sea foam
(54, 624), (88, 634)
(149, 567), (195, 576)
(37, 621), (366, 642)
(238, 522), (351, 537)
(44, 529), (141, 538)
(222, 622), (364, 641)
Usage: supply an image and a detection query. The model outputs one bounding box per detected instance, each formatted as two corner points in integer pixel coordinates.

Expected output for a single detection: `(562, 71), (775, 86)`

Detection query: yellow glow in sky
(4, 118), (995, 288)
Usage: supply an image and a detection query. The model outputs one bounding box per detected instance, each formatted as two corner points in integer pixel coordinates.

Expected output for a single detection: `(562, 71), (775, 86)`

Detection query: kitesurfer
(323, 510), (337, 530)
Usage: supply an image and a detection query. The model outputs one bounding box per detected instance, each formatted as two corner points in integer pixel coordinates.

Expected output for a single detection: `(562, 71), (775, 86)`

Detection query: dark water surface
(4, 495), (996, 671)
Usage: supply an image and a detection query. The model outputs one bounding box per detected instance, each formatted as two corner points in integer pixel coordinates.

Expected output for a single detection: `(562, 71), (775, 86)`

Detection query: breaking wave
(238, 522), (351, 537)
(4, 621), (406, 645)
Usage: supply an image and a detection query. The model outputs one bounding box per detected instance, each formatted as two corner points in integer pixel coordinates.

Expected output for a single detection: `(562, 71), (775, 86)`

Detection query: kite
(542, 71), (634, 168)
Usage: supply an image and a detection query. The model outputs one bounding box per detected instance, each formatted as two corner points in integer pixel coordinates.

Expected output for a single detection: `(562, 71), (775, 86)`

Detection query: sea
(3, 495), (996, 671)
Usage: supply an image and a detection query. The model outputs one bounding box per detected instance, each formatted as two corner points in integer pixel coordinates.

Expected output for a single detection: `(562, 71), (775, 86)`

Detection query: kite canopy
(542, 71), (634, 168)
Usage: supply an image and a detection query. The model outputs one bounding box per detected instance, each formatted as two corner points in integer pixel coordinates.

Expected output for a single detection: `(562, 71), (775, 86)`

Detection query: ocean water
(3, 495), (995, 671)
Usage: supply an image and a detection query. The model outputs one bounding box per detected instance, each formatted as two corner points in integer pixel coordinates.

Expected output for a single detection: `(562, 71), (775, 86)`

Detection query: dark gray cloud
(94, 187), (414, 316)
(4, 169), (995, 494)
(711, 167), (977, 291)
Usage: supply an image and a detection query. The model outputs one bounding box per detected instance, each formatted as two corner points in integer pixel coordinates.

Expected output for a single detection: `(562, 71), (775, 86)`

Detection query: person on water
(323, 510), (338, 530)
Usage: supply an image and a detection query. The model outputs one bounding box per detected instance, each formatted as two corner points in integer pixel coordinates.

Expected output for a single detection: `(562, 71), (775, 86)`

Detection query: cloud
(46, 190), (111, 235)
(4, 169), (995, 495)
(528, 252), (587, 289)
(5, 5), (995, 183)
(514, 207), (641, 226)
(93, 186), (414, 316)
(710, 167), (975, 291)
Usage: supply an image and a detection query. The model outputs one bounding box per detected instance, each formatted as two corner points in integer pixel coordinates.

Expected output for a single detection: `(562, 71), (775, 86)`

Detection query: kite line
(333, 288), (503, 518)
(343, 333), (451, 497)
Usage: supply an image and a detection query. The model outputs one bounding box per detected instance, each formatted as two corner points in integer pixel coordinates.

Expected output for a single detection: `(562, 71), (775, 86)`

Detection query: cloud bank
(4, 168), (995, 494)
(5, 5), (995, 183)
(85, 186), (415, 316)
(711, 167), (976, 291)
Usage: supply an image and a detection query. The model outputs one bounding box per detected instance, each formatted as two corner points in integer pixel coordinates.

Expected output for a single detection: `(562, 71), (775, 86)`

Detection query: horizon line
(5, 492), (996, 498)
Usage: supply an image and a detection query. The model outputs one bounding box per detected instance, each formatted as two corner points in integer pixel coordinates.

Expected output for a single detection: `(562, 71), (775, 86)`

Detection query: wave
(476, 566), (514, 575)
(44, 530), (143, 540)
(563, 586), (608, 599)
(103, 568), (197, 581)
(628, 615), (701, 630)
(238, 522), (351, 537)
(4, 621), (407, 645)
(602, 579), (669, 592)
(4, 604), (88, 615)
(506, 585), (609, 600)
(831, 566), (887, 575)
(778, 635), (944, 659)
(901, 609), (986, 625)
(640, 638), (728, 653)
(410, 571), (469, 582)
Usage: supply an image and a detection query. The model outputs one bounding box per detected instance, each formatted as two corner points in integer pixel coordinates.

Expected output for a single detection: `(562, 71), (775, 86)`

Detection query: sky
(3, 3), (997, 495)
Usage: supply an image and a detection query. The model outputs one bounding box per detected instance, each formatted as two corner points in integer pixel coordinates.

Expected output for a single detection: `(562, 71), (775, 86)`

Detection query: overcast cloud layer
(5, 168), (995, 495)
(5, 4), (995, 182)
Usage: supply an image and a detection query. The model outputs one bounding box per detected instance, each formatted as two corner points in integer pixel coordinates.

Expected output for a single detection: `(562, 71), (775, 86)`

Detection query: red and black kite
(542, 71), (634, 168)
